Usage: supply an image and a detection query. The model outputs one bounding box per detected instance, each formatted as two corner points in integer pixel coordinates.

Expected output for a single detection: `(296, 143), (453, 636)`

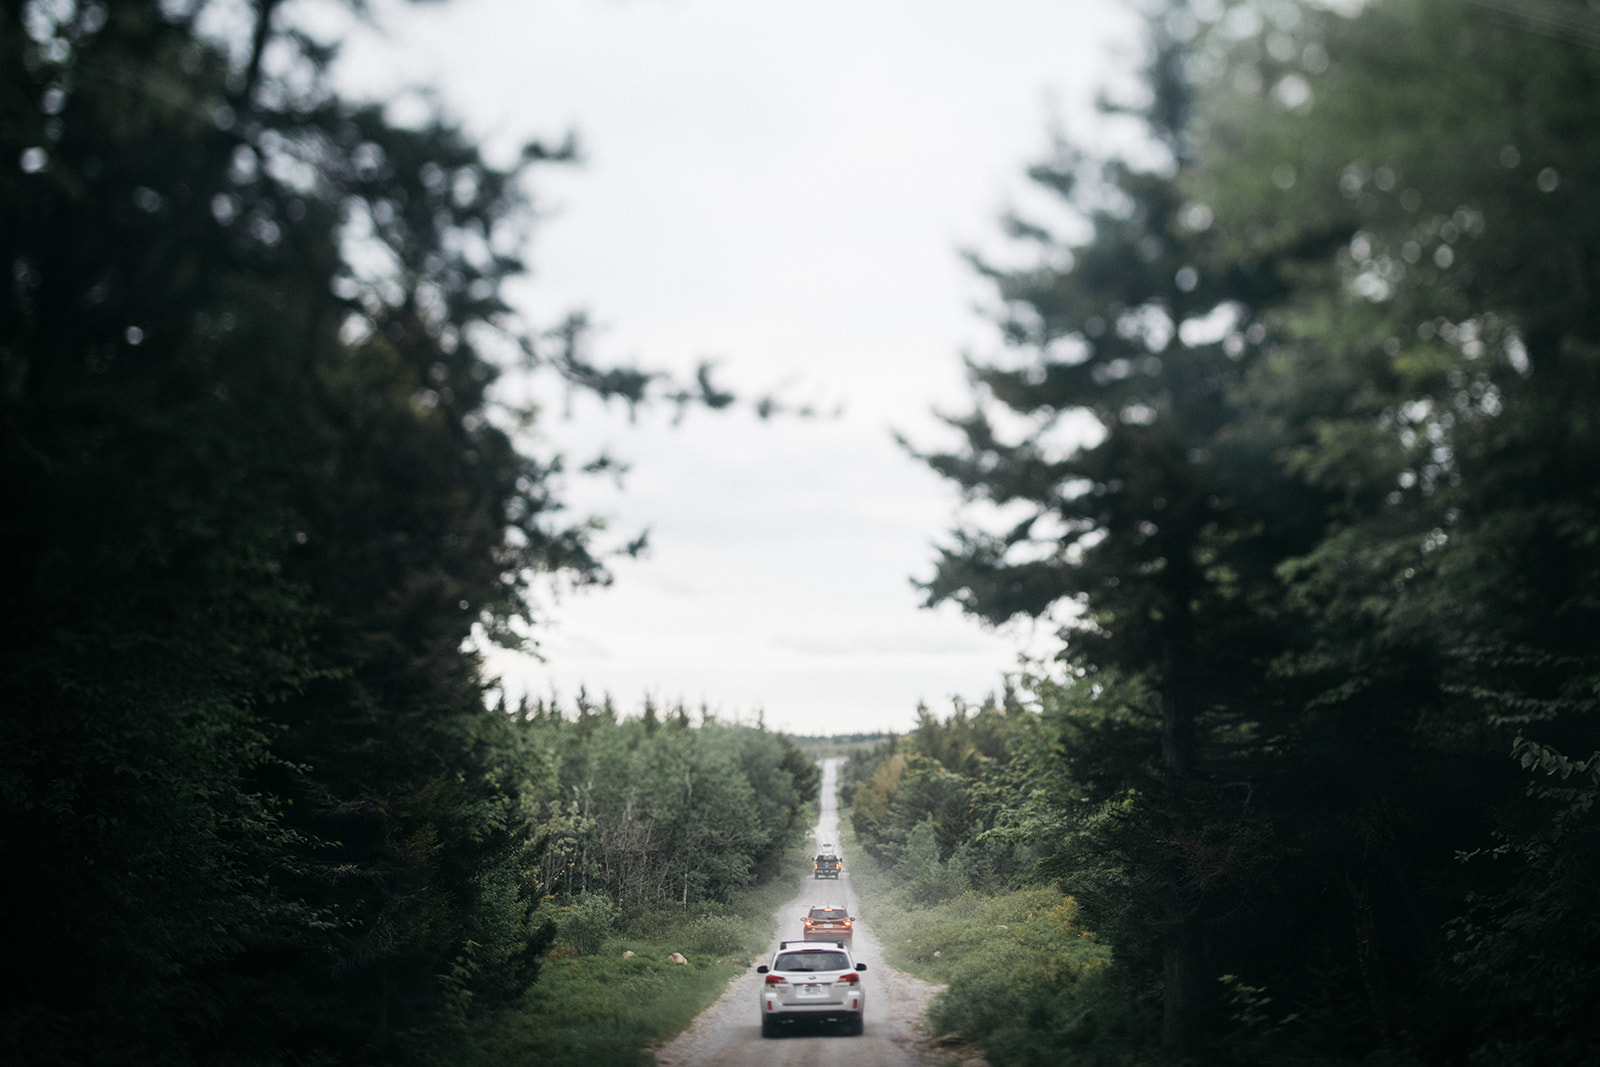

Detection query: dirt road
(652, 758), (954, 1066)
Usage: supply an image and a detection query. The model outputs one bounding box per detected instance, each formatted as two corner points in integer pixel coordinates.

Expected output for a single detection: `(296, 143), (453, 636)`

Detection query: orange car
(803, 905), (853, 941)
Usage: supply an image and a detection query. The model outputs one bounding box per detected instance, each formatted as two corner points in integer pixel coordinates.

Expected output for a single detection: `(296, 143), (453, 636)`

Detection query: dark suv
(813, 850), (842, 879)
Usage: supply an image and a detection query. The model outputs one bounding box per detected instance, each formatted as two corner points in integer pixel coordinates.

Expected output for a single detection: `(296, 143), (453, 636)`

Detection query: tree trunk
(1162, 912), (1204, 1062)
(1161, 564), (1203, 1061)
(1160, 566), (1199, 778)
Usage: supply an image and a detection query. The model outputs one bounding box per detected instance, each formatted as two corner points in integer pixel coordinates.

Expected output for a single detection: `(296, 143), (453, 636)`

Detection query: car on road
(803, 904), (853, 941)
(756, 939), (866, 1036)
(812, 849), (842, 878)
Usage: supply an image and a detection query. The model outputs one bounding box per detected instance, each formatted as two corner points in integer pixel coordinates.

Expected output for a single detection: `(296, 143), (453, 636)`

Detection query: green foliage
(894, 818), (971, 905)
(845, 822), (1130, 1067)
(1213, 974), (1303, 1066)
(790, 732), (893, 767)
(519, 698), (815, 907)
(456, 852), (800, 1067)
(683, 911), (753, 957)
(554, 893), (621, 957)
(905, 1), (1600, 1062)
(0, 2), (787, 1064)
(468, 952), (715, 1067)
(1436, 736), (1600, 1065)
(1188, 6), (1600, 1056)
(906, 4), (1330, 1050)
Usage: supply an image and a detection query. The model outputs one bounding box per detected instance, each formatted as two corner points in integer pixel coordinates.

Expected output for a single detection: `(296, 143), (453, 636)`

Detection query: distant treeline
(516, 694), (818, 909)
(791, 732), (893, 762)
(857, 1), (1600, 1064)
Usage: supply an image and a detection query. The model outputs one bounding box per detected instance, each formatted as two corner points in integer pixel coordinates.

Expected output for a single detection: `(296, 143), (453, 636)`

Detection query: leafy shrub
(557, 893), (620, 956)
(894, 817), (970, 905)
(685, 913), (747, 957)
(851, 870), (1135, 1066)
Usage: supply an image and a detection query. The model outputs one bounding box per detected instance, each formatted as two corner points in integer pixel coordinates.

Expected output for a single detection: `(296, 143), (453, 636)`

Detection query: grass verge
(839, 811), (1124, 1066)
(457, 843), (811, 1066)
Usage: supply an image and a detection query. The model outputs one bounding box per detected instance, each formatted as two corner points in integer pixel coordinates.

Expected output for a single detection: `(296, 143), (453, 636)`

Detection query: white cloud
(343, 0), (1140, 735)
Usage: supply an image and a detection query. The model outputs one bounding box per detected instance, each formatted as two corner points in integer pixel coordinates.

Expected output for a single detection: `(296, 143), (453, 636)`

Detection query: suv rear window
(774, 950), (850, 972)
(809, 908), (848, 920)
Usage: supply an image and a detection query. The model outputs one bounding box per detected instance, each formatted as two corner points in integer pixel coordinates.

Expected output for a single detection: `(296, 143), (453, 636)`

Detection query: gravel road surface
(653, 758), (962, 1067)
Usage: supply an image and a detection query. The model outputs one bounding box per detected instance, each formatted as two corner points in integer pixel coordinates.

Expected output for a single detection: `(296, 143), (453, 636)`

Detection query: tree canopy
(1, 2), (802, 1064)
(899, 0), (1600, 1061)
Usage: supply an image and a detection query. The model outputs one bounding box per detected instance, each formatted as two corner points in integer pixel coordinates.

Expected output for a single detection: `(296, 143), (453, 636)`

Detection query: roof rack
(778, 939), (847, 950)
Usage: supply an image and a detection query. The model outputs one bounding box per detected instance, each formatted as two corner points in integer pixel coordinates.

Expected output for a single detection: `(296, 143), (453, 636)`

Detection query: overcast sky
(338, 0), (1146, 736)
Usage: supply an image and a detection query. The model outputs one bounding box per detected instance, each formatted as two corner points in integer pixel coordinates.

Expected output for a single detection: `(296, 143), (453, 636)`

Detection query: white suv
(755, 939), (867, 1036)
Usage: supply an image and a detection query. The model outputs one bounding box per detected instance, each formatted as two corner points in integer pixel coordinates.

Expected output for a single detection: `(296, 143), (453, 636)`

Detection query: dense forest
(1, 2), (810, 1064)
(5, 0), (1598, 1065)
(852, 0), (1599, 1064)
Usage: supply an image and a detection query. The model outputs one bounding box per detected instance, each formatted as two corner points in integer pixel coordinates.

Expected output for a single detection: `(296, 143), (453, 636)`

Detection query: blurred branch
(1463, 0), (1600, 48)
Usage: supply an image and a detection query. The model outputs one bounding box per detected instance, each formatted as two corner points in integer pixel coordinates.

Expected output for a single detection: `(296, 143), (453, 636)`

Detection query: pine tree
(0, 2), (646, 1061)
(909, 4), (1338, 1054)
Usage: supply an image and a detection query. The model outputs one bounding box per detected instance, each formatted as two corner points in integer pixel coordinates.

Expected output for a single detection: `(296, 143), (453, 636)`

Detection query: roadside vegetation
(841, 806), (1120, 1066)
(461, 844), (808, 1067)
(442, 697), (817, 1066)
(9, 1), (1600, 1065)
(865, 0), (1600, 1063)
(4, 4), (811, 1064)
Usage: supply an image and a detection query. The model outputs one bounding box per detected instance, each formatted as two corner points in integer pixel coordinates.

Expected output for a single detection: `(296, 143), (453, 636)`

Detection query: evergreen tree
(907, 1), (1600, 1060)
(0, 2), (680, 1062)
(908, 4), (1329, 1054)
(1187, 0), (1600, 1058)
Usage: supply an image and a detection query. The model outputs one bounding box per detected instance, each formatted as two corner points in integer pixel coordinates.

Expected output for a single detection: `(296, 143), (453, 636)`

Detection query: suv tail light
(764, 974), (787, 986)
(838, 971), (859, 984)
